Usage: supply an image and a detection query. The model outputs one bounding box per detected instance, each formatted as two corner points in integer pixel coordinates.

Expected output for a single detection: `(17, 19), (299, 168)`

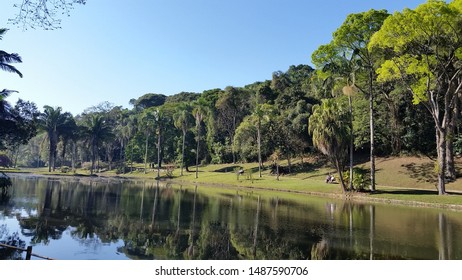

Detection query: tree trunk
(276, 161), (280, 181)
(446, 134), (455, 181)
(257, 119), (262, 178)
(53, 149), (57, 171)
(71, 141), (76, 172)
(48, 136), (54, 172)
(157, 130), (161, 179)
(180, 130), (186, 176)
(349, 94), (354, 191)
(195, 125), (200, 179)
(287, 155), (291, 173)
(446, 94), (458, 181)
(436, 129), (447, 195)
(90, 142), (96, 175)
(369, 70), (376, 192)
(144, 132), (149, 174)
(129, 140), (134, 173)
(232, 115), (236, 164)
(335, 158), (348, 192)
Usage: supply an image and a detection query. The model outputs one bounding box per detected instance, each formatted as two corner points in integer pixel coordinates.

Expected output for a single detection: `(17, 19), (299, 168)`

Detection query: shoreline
(6, 169), (462, 211)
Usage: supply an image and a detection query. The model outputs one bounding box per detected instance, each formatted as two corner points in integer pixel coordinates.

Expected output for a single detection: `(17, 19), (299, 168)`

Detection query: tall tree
(309, 98), (351, 192)
(312, 43), (358, 190)
(153, 107), (166, 179)
(139, 109), (156, 174)
(192, 99), (208, 179)
(59, 114), (78, 167)
(330, 9), (390, 192)
(215, 87), (251, 164)
(173, 102), (194, 176)
(252, 100), (274, 178)
(39, 106), (72, 172)
(369, 0), (462, 195)
(82, 114), (113, 175)
(7, 99), (40, 166)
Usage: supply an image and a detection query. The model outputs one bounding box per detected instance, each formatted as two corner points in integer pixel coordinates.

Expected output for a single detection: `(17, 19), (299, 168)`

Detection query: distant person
(325, 174), (335, 183)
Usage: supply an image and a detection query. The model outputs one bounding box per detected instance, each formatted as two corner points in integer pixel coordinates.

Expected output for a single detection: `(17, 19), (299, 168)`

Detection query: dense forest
(1, 0), (462, 195)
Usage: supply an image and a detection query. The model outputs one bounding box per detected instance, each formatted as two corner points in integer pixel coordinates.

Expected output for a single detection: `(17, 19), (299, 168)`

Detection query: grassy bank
(5, 155), (462, 209)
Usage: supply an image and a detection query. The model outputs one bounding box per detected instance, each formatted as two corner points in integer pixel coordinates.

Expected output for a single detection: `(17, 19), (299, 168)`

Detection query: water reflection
(1, 174), (462, 260)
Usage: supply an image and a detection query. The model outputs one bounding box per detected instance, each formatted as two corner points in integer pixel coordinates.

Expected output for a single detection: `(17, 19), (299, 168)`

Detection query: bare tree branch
(8, 0), (86, 30)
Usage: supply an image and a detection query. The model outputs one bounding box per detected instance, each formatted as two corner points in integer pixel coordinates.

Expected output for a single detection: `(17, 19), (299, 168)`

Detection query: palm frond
(0, 62), (23, 78)
(0, 28), (8, 40)
(0, 51), (23, 64)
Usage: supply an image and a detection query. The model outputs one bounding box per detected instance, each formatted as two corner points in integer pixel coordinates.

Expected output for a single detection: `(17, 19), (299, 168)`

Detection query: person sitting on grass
(325, 174), (335, 183)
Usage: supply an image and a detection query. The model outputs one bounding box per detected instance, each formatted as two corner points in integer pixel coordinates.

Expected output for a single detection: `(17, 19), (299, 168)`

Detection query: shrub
(343, 167), (370, 191)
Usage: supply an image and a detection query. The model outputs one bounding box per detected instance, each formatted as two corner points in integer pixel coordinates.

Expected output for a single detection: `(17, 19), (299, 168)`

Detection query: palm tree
(83, 114), (113, 175)
(192, 99), (208, 179)
(59, 115), (78, 168)
(39, 106), (72, 172)
(121, 115), (137, 172)
(139, 109), (156, 174)
(173, 102), (193, 176)
(0, 28), (23, 78)
(153, 108), (164, 179)
(252, 97), (274, 178)
(309, 98), (350, 192)
(343, 84), (357, 190)
(1, 28), (22, 144)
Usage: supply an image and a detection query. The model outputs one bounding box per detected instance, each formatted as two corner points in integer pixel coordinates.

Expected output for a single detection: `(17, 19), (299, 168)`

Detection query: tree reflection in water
(3, 175), (462, 260)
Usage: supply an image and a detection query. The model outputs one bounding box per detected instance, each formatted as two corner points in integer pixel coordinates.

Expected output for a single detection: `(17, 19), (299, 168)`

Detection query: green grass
(5, 155), (462, 209)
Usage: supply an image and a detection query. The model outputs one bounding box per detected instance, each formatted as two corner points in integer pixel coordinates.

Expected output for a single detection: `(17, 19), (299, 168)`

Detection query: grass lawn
(5, 155), (462, 209)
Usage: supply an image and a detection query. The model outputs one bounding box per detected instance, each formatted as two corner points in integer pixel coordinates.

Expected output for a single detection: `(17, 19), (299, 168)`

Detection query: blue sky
(0, 0), (426, 115)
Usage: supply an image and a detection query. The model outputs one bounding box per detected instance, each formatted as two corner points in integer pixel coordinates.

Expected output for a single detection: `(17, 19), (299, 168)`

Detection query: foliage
(369, 0), (462, 194)
(343, 167), (371, 191)
(309, 98), (351, 191)
(5, 2), (462, 198)
(132, 93), (167, 111)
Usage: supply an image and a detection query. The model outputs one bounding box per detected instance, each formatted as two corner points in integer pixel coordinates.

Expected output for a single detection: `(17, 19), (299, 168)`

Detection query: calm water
(1, 174), (462, 260)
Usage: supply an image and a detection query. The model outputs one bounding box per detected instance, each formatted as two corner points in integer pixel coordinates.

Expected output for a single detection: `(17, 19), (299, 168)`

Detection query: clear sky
(0, 0), (426, 116)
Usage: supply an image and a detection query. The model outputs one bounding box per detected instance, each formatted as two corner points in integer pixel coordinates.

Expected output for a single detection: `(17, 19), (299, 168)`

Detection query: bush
(343, 167), (370, 191)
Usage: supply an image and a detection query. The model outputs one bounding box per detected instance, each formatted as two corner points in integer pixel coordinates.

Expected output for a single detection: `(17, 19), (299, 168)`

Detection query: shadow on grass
(372, 189), (438, 195)
(372, 189), (462, 196)
(401, 162), (437, 184)
(213, 165), (242, 173)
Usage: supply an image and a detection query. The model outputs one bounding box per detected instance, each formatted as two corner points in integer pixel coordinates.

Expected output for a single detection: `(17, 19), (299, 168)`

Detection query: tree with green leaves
(252, 101), (274, 178)
(153, 107), (166, 179)
(192, 99), (209, 179)
(82, 114), (113, 175)
(39, 106), (73, 172)
(139, 108), (156, 174)
(215, 87), (251, 164)
(312, 43), (358, 190)
(309, 98), (351, 192)
(7, 99), (40, 167)
(329, 9), (390, 192)
(369, 0), (462, 195)
(173, 102), (194, 176)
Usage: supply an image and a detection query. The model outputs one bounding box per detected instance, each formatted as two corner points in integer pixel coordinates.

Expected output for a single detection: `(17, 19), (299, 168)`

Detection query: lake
(1, 174), (461, 260)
